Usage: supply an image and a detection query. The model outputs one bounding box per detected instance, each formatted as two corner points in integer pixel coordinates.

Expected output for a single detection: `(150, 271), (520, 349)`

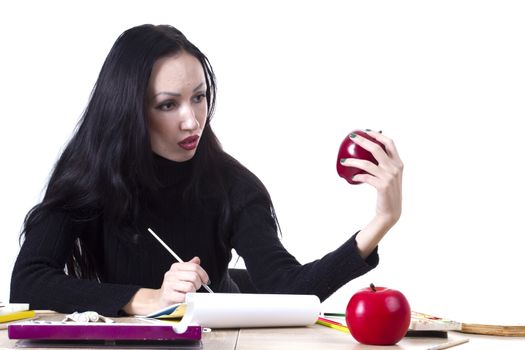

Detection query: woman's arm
(340, 130), (404, 259)
(227, 130), (403, 300)
(10, 211), (141, 316)
(12, 211), (210, 316)
(229, 171), (380, 302)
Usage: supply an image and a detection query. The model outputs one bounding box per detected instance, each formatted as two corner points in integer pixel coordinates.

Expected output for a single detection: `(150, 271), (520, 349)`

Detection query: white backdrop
(1, 1), (524, 326)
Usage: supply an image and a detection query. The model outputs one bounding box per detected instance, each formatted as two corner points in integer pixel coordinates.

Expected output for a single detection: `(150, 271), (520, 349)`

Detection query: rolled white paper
(183, 293), (320, 328)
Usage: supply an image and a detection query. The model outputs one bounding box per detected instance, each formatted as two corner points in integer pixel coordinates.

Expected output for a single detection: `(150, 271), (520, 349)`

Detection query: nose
(179, 104), (200, 131)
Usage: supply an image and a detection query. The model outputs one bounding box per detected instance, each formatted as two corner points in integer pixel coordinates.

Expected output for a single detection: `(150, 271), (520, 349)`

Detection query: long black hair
(21, 24), (278, 279)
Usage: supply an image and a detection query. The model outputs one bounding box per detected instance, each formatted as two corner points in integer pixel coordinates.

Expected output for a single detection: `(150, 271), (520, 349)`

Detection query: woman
(10, 24), (403, 316)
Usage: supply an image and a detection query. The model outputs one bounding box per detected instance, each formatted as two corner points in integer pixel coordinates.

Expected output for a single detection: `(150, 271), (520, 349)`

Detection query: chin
(174, 149), (198, 162)
(180, 153), (196, 162)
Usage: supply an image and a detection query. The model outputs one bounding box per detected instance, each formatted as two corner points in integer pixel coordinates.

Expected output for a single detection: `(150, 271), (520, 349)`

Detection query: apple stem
(370, 283), (376, 292)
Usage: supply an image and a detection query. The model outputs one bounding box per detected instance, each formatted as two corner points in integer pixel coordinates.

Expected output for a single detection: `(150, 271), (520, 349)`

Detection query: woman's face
(146, 51), (208, 162)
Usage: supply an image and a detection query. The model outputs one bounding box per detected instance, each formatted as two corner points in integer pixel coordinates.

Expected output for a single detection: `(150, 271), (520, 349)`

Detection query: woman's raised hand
(339, 130), (404, 258)
(340, 130), (403, 226)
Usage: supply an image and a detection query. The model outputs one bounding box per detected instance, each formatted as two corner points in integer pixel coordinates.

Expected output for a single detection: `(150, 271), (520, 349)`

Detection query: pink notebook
(8, 321), (201, 343)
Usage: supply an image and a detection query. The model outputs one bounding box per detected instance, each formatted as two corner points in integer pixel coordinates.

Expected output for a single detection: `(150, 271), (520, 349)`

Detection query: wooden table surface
(1, 313), (523, 349)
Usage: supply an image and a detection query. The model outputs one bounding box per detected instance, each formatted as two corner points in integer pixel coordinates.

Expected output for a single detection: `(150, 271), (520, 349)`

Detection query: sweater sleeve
(10, 211), (140, 316)
(230, 180), (379, 302)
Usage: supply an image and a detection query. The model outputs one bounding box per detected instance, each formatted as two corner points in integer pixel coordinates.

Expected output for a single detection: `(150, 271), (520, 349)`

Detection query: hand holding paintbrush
(148, 228), (214, 294)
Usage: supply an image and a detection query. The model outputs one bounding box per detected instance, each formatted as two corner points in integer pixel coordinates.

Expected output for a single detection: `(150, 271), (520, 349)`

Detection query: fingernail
(206, 280), (212, 286)
(349, 133), (357, 138)
(340, 158), (346, 164)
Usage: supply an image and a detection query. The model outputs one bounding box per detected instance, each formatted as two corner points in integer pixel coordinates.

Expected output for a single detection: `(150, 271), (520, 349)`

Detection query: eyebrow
(153, 82), (206, 98)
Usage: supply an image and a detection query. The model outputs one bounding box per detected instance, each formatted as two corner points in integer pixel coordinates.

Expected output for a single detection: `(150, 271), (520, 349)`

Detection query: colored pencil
(316, 317), (350, 333)
(323, 312), (346, 317)
(0, 310), (36, 323)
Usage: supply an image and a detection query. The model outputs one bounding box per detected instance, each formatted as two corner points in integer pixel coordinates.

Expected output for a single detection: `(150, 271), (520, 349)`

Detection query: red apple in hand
(346, 283), (411, 345)
(337, 130), (386, 184)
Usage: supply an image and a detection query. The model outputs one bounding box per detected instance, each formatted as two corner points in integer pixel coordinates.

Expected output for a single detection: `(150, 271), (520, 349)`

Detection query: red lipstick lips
(178, 135), (199, 151)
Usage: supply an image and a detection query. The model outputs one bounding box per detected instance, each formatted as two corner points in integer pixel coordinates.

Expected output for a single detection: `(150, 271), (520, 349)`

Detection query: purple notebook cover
(8, 323), (201, 341)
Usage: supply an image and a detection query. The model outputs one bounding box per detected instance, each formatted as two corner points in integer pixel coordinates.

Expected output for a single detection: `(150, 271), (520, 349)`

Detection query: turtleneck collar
(152, 153), (194, 188)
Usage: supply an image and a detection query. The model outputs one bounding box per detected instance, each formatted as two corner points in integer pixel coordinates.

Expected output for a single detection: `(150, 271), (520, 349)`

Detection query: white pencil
(147, 228), (214, 293)
(427, 338), (469, 350)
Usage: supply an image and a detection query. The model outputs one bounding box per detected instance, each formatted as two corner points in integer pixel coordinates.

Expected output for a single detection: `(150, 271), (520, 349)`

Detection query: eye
(156, 101), (177, 111)
(192, 93), (206, 103)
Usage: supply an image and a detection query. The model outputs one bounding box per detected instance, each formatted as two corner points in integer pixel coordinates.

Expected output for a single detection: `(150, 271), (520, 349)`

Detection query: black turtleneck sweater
(10, 154), (379, 316)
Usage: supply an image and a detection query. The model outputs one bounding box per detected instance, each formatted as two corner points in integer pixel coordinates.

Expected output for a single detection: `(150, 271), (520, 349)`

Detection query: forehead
(148, 52), (205, 91)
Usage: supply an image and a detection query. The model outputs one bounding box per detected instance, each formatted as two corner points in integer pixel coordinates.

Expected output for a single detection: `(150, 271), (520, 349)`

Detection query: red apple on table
(346, 283), (411, 345)
(336, 130), (386, 184)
